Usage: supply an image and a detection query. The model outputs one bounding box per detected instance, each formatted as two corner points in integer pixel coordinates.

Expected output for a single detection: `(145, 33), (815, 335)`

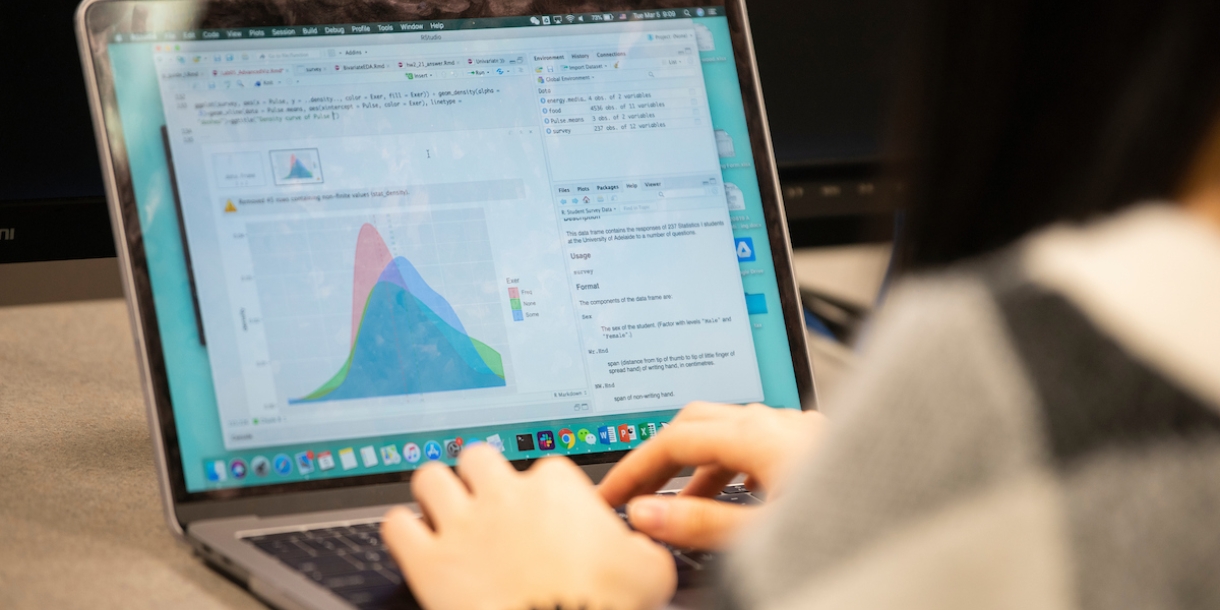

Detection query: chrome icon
(557, 428), (576, 449)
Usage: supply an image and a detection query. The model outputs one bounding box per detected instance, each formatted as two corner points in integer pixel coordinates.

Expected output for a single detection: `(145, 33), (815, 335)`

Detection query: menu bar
(112, 6), (724, 44)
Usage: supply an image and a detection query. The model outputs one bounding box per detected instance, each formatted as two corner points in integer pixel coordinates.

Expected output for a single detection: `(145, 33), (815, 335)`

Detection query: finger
(743, 474), (762, 492)
(410, 462), (470, 530)
(455, 443), (516, 497)
(626, 495), (755, 550)
(381, 507), (434, 567)
(626, 532), (681, 605)
(597, 407), (740, 504)
(681, 464), (739, 498)
(599, 460), (684, 508)
(671, 401), (745, 424)
(598, 421), (753, 506)
(532, 455), (592, 487)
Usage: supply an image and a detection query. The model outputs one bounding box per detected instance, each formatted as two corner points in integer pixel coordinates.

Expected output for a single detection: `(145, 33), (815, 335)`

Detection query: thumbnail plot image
(270, 148), (324, 185)
(245, 208), (510, 405)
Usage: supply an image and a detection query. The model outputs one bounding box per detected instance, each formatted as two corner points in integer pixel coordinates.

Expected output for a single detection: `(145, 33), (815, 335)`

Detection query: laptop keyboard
(243, 485), (760, 609)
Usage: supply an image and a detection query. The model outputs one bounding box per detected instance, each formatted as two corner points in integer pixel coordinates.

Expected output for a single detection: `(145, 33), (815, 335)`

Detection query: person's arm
(381, 445), (676, 610)
(598, 402), (826, 549)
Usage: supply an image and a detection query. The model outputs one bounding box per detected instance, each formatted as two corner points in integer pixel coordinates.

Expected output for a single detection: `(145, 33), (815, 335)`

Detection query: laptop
(75, 0), (815, 607)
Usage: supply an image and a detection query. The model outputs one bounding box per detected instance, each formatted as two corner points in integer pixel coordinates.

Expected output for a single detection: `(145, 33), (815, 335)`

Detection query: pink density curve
(350, 224), (394, 347)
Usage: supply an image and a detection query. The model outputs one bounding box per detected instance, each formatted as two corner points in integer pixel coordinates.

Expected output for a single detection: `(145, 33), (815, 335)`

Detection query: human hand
(598, 402), (825, 550)
(381, 444), (676, 610)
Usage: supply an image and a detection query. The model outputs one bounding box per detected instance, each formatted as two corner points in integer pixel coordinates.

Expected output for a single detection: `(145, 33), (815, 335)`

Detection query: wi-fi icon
(566, 14), (575, 22)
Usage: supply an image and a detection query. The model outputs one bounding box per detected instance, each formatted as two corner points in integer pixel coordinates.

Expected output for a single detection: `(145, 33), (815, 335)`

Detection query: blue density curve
(299, 281), (506, 402)
(379, 256), (470, 336)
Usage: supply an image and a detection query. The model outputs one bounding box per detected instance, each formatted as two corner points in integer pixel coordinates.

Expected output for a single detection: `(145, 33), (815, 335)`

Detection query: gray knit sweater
(726, 205), (1220, 610)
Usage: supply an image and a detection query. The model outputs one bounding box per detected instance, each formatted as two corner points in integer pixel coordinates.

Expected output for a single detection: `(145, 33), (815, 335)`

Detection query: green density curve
(299, 285), (505, 402)
(470, 337), (504, 378)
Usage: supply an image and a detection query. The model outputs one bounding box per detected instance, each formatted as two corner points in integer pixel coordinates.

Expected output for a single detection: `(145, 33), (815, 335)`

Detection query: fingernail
(628, 497), (668, 530)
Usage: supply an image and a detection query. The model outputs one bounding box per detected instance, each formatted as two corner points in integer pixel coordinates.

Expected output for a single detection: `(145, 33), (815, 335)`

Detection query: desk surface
(0, 300), (264, 609)
(0, 244), (887, 608)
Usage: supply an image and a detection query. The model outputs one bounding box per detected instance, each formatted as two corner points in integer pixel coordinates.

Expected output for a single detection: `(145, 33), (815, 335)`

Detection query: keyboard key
(673, 552), (702, 572)
(682, 550), (716, 565)
(352, 549), (383, 563)
(355, 532), (388, 550)
(309, 526), (355, 539)
(333, 534), (367, 553)
(372, 565), (403, 585)
(715, 491), (762, 506)
(250, 537), (314, 560)
(296, 555), (365, 581)
(298, 538), (347, 555)
(324, 569), (396, 591)
(342, 584), (420, 610)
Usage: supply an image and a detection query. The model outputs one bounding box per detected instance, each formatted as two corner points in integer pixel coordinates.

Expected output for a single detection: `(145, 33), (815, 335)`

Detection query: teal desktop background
(697, 17), (801, 410)
(106, 15), (800, 493)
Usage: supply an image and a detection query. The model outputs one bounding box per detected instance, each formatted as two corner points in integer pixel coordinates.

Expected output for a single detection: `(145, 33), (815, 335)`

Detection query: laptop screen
(97, 4), (804, 492)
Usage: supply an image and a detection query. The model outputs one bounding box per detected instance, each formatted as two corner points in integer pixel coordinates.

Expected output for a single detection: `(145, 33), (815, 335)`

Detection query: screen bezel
(78, 0), (815, 526)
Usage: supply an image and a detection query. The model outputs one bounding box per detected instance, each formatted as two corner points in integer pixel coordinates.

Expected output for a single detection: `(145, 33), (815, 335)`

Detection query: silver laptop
(76, 0), (815, 607)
